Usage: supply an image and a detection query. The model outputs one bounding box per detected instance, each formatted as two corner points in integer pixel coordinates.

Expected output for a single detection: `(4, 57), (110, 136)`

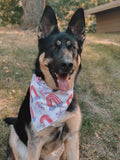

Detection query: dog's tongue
(57, 74), (69, 91)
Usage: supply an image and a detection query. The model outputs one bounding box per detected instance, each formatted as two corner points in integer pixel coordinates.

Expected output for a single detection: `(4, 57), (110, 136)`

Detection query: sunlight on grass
(0, 28), (120, 160)
(78, 33), (120, 159)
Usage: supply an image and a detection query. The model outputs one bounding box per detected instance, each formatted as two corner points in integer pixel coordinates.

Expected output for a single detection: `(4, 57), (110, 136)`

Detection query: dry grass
(78, 33), (120, 160)
(0, 27), (120, 160)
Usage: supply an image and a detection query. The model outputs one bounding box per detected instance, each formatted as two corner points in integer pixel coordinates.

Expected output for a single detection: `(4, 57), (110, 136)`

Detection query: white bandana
(30, 74), (73, 132)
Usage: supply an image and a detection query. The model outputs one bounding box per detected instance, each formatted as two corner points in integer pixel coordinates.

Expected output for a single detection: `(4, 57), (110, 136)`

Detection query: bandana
(30, 74), (73, 132)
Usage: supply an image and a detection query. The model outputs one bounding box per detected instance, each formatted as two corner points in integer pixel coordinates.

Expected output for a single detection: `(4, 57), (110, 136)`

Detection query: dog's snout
(61, 61), (73, 71)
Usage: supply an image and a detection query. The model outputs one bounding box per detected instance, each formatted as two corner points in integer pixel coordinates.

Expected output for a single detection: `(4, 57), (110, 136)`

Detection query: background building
(85, 0), (120, 33)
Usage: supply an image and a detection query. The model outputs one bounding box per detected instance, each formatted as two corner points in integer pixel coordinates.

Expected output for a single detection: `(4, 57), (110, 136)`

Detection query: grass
(0, 27), (120, 160)
(78, 34), (120, 160)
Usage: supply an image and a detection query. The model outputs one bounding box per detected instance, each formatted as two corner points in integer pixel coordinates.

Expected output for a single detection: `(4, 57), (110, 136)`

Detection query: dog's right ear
(38, 6), (59, 38)
(66, 8), (85, 43)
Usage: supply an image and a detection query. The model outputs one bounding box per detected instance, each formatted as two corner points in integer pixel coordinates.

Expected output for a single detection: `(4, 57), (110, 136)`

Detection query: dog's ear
(38, 6), (58, 38)
(66, 8), (85, 42)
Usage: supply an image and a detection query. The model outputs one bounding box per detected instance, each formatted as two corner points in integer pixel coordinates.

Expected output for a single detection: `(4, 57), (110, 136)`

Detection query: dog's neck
(30, 74), (73, 132)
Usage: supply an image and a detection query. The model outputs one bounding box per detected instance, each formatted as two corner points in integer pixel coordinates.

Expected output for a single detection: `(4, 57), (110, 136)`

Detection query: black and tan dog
(4, 6), (85, 160)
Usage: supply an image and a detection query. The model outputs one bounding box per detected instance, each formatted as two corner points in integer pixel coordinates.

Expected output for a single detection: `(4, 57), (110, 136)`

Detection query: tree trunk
(22, 0), (45, 28)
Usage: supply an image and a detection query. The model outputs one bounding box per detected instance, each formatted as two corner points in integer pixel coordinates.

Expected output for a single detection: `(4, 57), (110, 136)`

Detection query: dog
(4, 6), (85, 160)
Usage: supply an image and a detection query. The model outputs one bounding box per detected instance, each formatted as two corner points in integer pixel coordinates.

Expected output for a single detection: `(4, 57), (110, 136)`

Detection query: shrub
(0, 0), (23, 25)
(87, 20), (96, 33)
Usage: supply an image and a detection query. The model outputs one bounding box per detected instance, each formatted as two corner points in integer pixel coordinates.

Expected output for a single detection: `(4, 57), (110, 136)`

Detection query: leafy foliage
(0, 0), (114, 27)
(87, 20), (96, 33)
(46, 0), (113, 31)
(0, 0), (23, 25)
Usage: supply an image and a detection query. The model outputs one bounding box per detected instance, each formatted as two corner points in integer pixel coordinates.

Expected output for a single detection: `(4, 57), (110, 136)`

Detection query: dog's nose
(60, 61), (73, 72)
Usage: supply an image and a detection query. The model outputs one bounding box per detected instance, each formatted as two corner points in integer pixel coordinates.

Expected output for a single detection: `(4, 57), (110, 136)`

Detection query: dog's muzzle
(52, 59), (74, 91)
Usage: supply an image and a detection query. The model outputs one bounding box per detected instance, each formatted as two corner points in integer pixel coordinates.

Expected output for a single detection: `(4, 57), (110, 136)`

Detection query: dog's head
(35, 6), (85, 91)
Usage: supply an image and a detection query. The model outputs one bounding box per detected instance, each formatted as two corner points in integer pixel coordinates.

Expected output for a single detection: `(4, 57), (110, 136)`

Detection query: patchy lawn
(0, 27), (120, 160)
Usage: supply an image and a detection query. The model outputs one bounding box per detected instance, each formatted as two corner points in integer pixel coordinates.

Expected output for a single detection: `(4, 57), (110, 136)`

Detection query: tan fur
(39, 52), (58, 89)
(9, 125), (28, 160)
(26, 105), (81, 160)
(39, 52), (81, 90)
(65, 105), (81, 160)
(69, 54), (81, 88)
(7, 104), (81, 160)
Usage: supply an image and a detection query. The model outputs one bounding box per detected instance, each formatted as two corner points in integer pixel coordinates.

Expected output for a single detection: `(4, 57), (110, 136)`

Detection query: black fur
(14, 88), (31, 146)
(67, 90), (79, 112)
(5, 89), (31, 146)
(4, 117), (17, 125)
(52, 124), (69, 142)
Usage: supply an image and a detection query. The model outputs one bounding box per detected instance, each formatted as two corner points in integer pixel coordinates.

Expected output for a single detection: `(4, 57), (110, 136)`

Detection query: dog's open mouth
(56, 73), (70, 91)
(49, 66), (74, 91)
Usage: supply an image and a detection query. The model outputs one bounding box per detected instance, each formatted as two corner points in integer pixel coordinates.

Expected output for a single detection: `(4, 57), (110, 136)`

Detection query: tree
(22, 0), (45, 27)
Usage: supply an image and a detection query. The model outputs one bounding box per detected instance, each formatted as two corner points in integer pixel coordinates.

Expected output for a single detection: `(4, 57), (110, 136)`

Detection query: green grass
(0, 27), (120, 160)
(78, 34), (120, 160)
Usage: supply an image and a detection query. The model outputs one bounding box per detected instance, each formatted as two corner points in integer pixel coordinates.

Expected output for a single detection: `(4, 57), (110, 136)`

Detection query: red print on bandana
(30, 74), (73, 132)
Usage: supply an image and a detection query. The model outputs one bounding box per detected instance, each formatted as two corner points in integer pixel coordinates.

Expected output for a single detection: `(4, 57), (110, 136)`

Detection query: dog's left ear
(38, 6), (59, 38)
(66, 8), (85, 42)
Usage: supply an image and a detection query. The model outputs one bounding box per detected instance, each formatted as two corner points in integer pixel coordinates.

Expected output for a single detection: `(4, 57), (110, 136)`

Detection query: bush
(0, 0), (23, 26)
(87, 21), (96, 33)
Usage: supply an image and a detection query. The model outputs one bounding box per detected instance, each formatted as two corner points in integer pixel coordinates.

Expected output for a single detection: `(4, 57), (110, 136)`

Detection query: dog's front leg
(65, 132), (79, 160)
(28, 139), (44, 160)
(27, 126), (45, 160)
(65, 106), (81, 160)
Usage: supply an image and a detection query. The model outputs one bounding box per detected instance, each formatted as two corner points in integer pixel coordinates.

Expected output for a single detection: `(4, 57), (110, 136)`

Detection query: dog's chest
(27, 121), (69, 158)
(29, 121), (69, 143)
